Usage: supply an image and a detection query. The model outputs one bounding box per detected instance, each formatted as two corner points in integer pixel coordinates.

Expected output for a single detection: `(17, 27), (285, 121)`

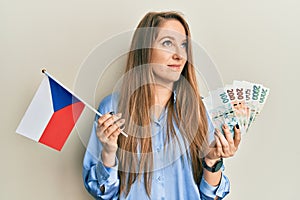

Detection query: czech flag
(16, 75), (85, 151)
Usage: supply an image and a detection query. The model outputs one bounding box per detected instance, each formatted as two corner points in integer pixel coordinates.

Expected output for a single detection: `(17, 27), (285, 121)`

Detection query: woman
(83, 11), (241, 200)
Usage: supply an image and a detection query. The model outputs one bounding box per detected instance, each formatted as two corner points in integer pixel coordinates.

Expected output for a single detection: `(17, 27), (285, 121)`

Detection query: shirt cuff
(200, 171), (230, 199)
(96, 155), (119, 186)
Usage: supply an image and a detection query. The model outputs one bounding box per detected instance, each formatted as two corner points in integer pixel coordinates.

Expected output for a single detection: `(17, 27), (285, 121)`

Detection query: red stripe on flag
(39, 101), (85, 151)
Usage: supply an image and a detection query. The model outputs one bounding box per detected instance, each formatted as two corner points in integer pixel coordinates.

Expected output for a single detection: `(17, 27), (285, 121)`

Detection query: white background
(1, 0), (299, 199)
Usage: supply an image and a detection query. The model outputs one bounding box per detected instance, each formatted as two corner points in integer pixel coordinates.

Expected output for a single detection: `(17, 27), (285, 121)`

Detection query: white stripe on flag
(16, 77), (54, 141)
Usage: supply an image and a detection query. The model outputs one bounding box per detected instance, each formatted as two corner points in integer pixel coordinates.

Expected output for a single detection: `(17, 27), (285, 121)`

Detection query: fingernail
(117, 119), (125, 129)
(222, 124), (227, 129)
(119, 124), (125, 130)
(109, 111), (115, 115)
(236, 124), (240, 129)
(213, 128), (218, 134)
(214, 129), (220, 135)
(115, 113), (122, 118)
(118, 118), (125, 125)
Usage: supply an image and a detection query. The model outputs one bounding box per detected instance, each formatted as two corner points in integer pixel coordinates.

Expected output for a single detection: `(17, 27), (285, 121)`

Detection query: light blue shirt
(83, 94), (230, 200)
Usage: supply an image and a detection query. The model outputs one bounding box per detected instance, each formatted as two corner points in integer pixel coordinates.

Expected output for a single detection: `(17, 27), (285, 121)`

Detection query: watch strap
(202, 157), (223, 173)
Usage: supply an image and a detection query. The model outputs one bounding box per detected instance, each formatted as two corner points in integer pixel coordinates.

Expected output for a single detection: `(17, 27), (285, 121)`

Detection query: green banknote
(203, 88), (239, 137)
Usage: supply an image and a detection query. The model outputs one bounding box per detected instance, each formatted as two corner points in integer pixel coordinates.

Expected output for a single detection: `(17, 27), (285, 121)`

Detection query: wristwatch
(202, 157), (223, 173)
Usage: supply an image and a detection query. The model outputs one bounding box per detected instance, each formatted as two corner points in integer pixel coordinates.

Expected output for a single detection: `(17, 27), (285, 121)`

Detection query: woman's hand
(96, 112), (125, 167)
(206, 124), (241, 163)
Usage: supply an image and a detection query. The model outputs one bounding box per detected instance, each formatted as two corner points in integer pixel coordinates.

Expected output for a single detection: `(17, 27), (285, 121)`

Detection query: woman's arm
(200, 124), (241, 199)
(82, 121), (120, 200)
(205, 124), (241, 184)
(82, 95), (124, 199)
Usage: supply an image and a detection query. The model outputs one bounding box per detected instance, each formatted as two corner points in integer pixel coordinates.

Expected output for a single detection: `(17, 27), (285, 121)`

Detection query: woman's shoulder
(97, 93), (119, 116)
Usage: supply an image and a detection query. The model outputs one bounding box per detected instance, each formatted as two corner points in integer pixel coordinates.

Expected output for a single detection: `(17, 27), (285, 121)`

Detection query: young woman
(83, 11), (241, 200)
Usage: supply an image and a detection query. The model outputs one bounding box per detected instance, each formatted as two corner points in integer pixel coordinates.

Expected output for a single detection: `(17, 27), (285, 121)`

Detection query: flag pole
(41, 69), (128, 137)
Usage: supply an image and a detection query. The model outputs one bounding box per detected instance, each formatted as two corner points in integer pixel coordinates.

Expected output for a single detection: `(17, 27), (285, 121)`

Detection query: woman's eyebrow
(158, 35), (187, 43)
(158, 36), (175, 42)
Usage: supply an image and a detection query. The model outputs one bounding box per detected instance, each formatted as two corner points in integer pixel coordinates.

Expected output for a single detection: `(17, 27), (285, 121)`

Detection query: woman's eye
(181, 42), (187, 49)
(162, 40), (173, 47)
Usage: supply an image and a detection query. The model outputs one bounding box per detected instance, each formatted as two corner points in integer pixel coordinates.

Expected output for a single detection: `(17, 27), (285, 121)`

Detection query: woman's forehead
(156, 20), (187, 40)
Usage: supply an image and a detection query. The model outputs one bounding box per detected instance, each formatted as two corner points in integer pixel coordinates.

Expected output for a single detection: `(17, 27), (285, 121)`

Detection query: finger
(98, 112), (122, 127)
(97, 113), (121, 140)
(109, 128), (122, 141)
(99, 129), (116, 145)
(98, 112), (115, 125)
(104, 119), (125, 138)
(215, 129), (227, 144)
(98, 117), (115, 137)
(215, 129), (230, 154)
(97, 114), (113, 133)
(222, 124), (234, 145)
(233, 124), (241, 148)
(113, 118), (125, 132)
(102, 125), (123, 147)
(214, 134), (223, 158)
(99, 113), (122, 132)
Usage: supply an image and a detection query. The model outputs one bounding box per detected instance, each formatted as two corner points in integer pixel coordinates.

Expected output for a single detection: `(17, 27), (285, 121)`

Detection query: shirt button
(155, 121), (161, 127)
(157, 176), (161, 181)
(157, 176), (164, 182)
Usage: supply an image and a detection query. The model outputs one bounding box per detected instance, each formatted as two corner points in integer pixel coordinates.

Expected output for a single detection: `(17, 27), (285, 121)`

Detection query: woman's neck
(153, 84), (173, 119)
(154, 84), (173, 105)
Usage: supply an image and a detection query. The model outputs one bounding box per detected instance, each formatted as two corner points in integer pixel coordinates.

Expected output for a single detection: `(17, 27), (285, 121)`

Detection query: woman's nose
(172, 52), (183, 60)
(172, 45), (186, 60)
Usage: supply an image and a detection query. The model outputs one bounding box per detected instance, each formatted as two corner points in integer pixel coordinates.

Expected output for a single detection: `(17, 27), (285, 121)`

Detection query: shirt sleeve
(82, 95), (120, 200)
(201, 102), (231, 199)
(199, 166), (230, 200)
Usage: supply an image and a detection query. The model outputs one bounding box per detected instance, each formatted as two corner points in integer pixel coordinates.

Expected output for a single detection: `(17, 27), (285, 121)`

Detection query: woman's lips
(167, 64), (182, 71)
(167, 64), (181, 68)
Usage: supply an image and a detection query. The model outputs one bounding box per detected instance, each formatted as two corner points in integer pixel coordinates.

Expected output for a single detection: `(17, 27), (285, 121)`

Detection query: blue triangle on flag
(48, 77), (81, 112)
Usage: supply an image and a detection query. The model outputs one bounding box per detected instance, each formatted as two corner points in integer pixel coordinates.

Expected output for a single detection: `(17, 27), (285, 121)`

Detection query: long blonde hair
(117, 11), (209, 197)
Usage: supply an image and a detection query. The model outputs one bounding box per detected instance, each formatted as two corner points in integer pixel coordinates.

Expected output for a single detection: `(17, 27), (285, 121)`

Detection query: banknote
(244, 81), (263, 131)
(203, 88), (239, 137)
(246, 84), (270, 131)
(236, 81), (253, 130)
(224, 83), (247, 134)
(203, 80), (270, 135)
(257, 85), (270, 114)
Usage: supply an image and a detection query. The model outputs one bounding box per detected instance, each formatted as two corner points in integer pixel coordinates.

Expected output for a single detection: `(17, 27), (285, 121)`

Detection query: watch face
(202, 158), (223, 172)
(214, 160), (223, 172)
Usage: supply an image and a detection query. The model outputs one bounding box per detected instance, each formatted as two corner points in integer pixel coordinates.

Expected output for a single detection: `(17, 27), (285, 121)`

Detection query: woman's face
(150, 19), (188, 85)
